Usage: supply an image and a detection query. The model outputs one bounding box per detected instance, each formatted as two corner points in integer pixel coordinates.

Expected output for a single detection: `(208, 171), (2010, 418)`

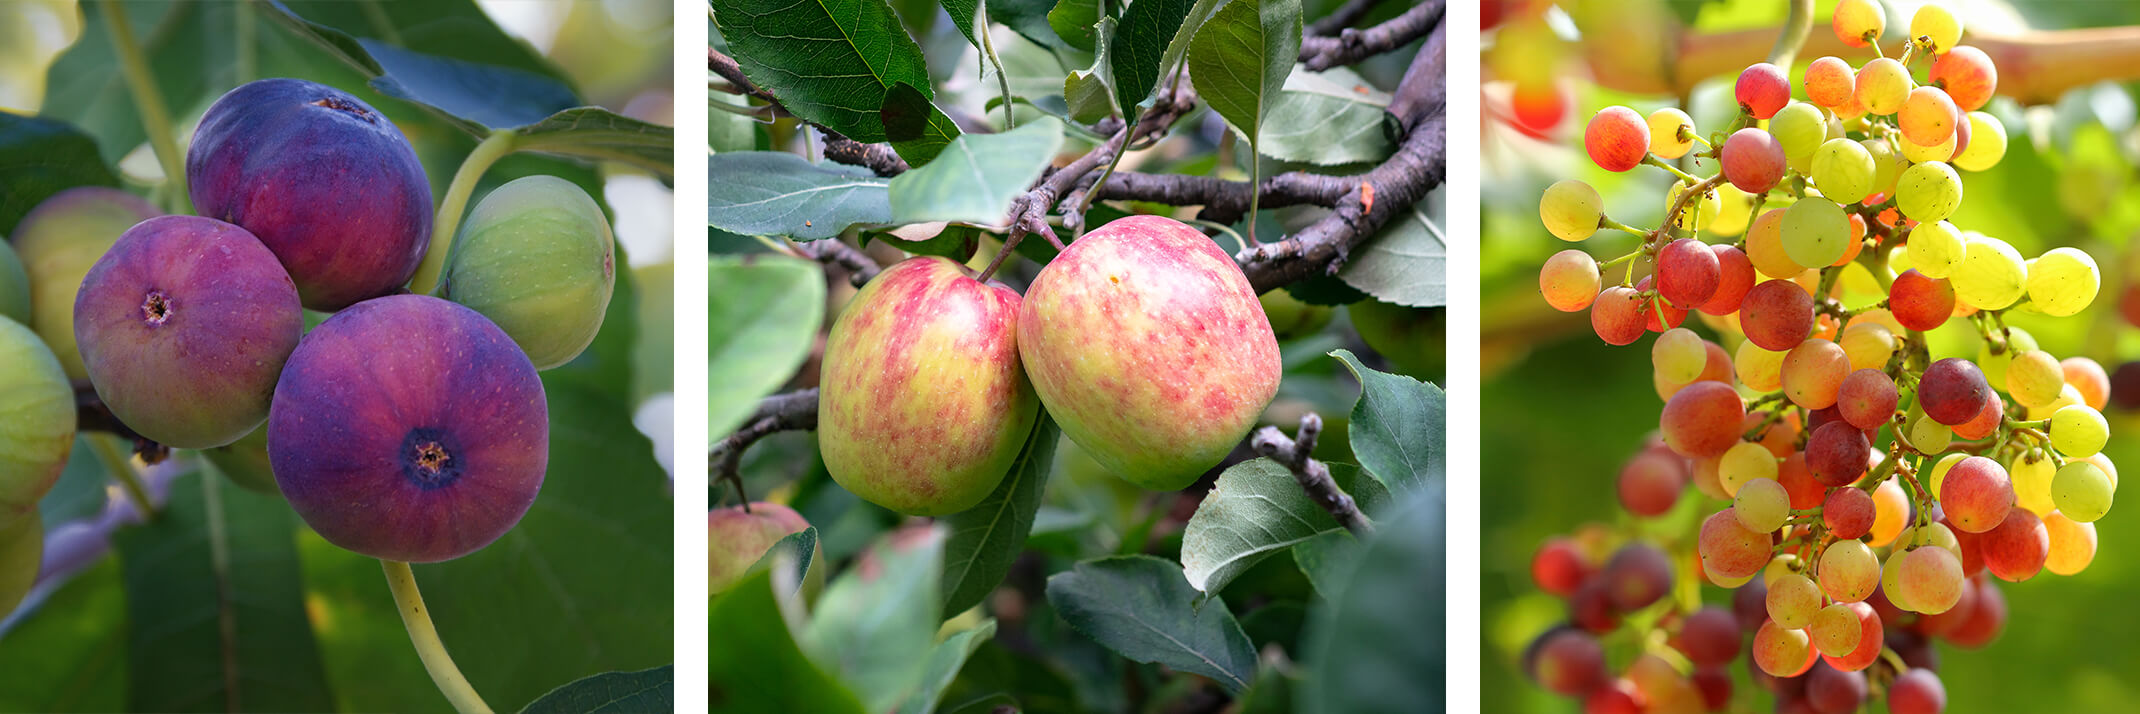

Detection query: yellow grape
(2026, 247), (2100, 317)
(1736, 340), (1787, 392)
(2013, 449), (2056, 515)
(1909, 220), (1966, 279)
(1911, 4), (1964, 55)
(1954, 235), (2026, 309)
(2044, 510), (2098, 575)
(1900, 129), (1957, 163)
(1648, 107), (1696, 159)
(1863, 138), (1907, 199)
(1541, 179), (1604, 241)
(1667, 180), (1723, 232)
(2052, 461), (2114, 522)
(1653, 327), (1707, 383)
(1720, 441), (1780, 496)
(1839, 322), (1896, 371)
(1711, 184), (1756, 237)
(2007, 349), (2067, 409)
(1897, 161), (1963, 222)
(1811, 138), (1877, 204)
(1856, 58), (1913, 116)
(1833, 0), (1887, 48)
(1954, 112), (2009, 171)
(2050, 404), (2109, 458)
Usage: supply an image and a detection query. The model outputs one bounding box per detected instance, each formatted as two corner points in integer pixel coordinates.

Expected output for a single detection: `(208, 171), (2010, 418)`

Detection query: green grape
(1735, 477), (1791, 533)
(1900, 130), (1958, 163)
(1864, 138), (1907, 198)
(1811, 603), (1863, 656)
(1975, 326), (2038, 387)
(2052, 461), (2114, 523)
(1648, 107), (1696, 159)
(1899, 521), (1962, 556)
(1819, 540), (1879, 603)
(1781, 197), (1851, 268)
(2007, 349), (2067, 409)
(2050, 404), (2109, 457)
(1896, 161), (1963, 222)
(2028, 384), (2086, 421)
(1929, 452), (1969, 498)
(1653, 327), (1707, 383)
(1768, 573), (1822, 628)
(1911, 4), (1963, 54)
(1666, 180), (1723, 232)
(1772, 102), (1829, 171)
(1720, 441), (1779, 496)
(1881, 550), (1915, 612)
(2026, 247), (2100, 317)
(1541, 179), (1604, 241)
(1811, 138), (1877, 204)
(1954, 235), (2027, 310)
(1910, 411), (1953, 454)
(1954, 112), (2008, 172)
(2012, 448), (2056, 515)
(1909, 220), (1966, 279)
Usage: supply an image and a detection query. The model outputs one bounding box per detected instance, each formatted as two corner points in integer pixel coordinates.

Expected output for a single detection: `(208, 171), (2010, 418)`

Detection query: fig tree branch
(1299, 0), (1442, 71)
(1251, 413), (1371, 536)
(75, 382), (169, 464)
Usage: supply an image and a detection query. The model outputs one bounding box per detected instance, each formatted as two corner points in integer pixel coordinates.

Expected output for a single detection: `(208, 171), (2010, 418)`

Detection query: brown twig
(1299, 0), (1442, 71)
(792, 239), (882, 286)
(74, 382), (169, 464)
(1004, 80), (1202, 246)
(710, 388), (822, 504)
(1251, 414), (1371, 535)
(1307, 0), (1392, 36)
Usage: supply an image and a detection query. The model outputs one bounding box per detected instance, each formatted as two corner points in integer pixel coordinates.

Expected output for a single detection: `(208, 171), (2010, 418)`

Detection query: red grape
(1532, 538), (1594, 597)
(1701, 244), (1756, 315)
(1723, 128), (1788, 193)
(1889, 269), (1956, 331)
(1657, 238), (1721, 308)
(1678, 607), (1743, 666)
(1661, 381), (1746, 458)
(1929, 46), (1997, 112)
(1586, 106), (1650, 172)
(1736, 63), (1791, 119)
(1591, 285), (1647, 345)
(1824, 486), (1876, 539)
(1806, 421), (1871, 486)
(1604, 543), (1675, 611)
(1836, 369), (1898, 430)
(1741, 279), (1816, 350)
(1980, 508), (2048, 582)
(1918, 358), (1991, 425)
(1888, 669), (1947, 714)
(1940, 456), (2013, 533)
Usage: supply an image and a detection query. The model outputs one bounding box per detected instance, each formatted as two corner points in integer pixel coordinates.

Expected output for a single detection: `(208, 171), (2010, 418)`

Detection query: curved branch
(792, 239), (882, 286)
(1299, 0), (1442, 71)
(710, 389), (821, 485)
(1251, 413), (1371, 535)
(1307, 0), (1392, 36)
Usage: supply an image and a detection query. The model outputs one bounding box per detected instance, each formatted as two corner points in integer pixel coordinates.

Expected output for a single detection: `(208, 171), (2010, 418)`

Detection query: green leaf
(0, 114), (119, 236)
(1153, 0), (1231, 105)
(942, 0), (982, 47)
(258, 2), (583, 134)
(881, 82), (964, 166)
(709, 0), (958, 148)
(941, 414), (1061, 619)
(1261, 66), (1397, 165)
(801, 526), (947, 713)
(0, 558), (127, 712)
(897, 619), (1000, 714)
(1063, 17), (1120, 124)
(1297, 488), (1443, 713)
(1181, 459), (1387, 595)
(1291, 530), (1357, 597)
(520, 666), (675, 714)
(707, 256), (827, 439)
(991, 0), (1069, 49)
(1189, 0), (1302, 142)
(869, 223), (981, 262)
(1331, 349), (1444, 493)
(115, 471), (335, 713)
(748, 527), (820, 595)
(889, 118), (1066, 225)
(707, 152), (892, 240)
(1339, 206), (1446, 308)
(1109, 0), (1201, 116)
(709, 572), (868, 714)
(512, 107), (677, 179)
(1045, 555), (1256, 693)
(1047, 0), (1106, 52)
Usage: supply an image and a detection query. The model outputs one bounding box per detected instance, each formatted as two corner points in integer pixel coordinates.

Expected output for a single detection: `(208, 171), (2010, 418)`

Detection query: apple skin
(8, 187), (161, 378)
(1019, 215), (1282, 490)
(818, 256), (1038, 516)
(708, 502), (815, 594)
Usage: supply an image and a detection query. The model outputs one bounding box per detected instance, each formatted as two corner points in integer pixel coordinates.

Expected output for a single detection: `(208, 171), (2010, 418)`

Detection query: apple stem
(383, 560), (495, 714)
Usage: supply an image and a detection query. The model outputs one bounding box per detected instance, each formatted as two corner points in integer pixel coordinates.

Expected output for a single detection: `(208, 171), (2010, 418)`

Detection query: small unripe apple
(1350, 301), (1446, 382)
(818, 256), (1038, 515)
(1019, 215), (1281, 490)
(1259, 288), (1333, 341)
(708, 502), (814, 594)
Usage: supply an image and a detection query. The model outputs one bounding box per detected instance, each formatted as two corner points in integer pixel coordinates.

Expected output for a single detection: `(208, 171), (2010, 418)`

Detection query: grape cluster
(1524, 3), (2117, 712)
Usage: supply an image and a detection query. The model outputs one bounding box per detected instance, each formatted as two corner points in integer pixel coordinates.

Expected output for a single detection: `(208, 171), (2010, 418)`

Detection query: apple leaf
(941, 414), (1061, 619)
(1109, 0), (1200, 117)
(1046, 555), (1256, 693)
(1063, 17), (1120, 124)
(801, 526), (946, 713)
(1189, 0), (1301, 145)
(707, 152), (892, 241)
(1297, 487), (1444, 713)
(1181, 460), (1388, 595)
(519, 666), (674, 714)
(888, 118), (1065, 226)
(709, 0), (961, 156)
(1261, 65), (1397, 165)
(1338, 204), (1446, 308)
(708, 257), (826, 440)
(709, 572), (868, 714)
(1047, 0), (1105, 52)
(748, 527), (819, 596)
(895, 619), (999, 714)
(1331, 349), (1444, 494)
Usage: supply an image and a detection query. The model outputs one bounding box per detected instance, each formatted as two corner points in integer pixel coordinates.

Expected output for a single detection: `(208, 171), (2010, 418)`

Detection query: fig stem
(89, 435), (155, 519)
(99, 0), (191, 215)
(411, 129), (520, 296)
(382, 560), (495, 714)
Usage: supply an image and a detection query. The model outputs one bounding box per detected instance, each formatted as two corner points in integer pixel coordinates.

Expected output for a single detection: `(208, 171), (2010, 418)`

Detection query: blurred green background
(1483, 1), (2140, 711)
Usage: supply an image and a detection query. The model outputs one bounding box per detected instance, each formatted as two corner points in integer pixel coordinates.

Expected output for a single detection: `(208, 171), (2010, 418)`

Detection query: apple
(818, 256), (1039, 516)
(1350, 300), (1445, 382)
(1019, 215), (1281, 490)
(1260, 288), (1334, 341)
(708, 502), (815, 594)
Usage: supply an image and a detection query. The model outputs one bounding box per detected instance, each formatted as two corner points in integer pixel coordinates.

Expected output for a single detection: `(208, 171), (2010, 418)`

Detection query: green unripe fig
(1349, 301), (1446, 383)
(708, 502), (817, 594)
(202, 424), (280, 495)
(0, 317), (75, 515)
(1260, 288), (1334, 341)
(0, 240), (29, 326)
(1020, 215), (1282, 490)
(0, 511), (40, 617)
(9, 187), (161, 378)
(440, 176), (615, 370)
(819, 256), (1039, 515)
